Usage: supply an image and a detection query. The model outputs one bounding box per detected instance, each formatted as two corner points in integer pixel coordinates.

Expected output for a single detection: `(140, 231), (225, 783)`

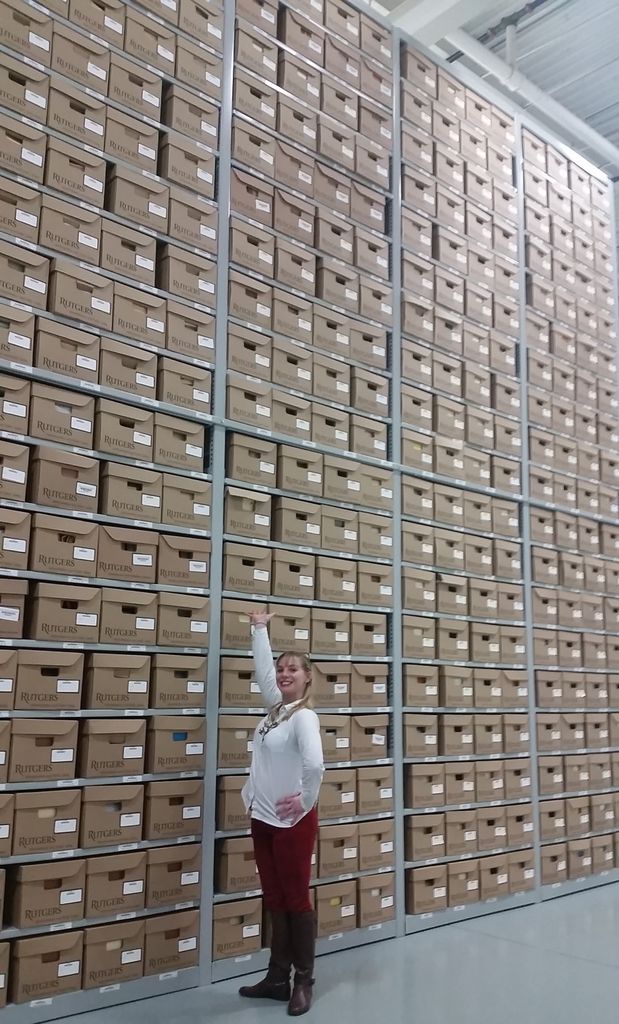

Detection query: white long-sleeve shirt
(241, 626), (324, 828)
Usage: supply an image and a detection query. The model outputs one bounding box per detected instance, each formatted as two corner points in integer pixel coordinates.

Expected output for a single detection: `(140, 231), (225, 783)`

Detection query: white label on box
(124, 880), (144, 895)
(57, 679), (79, 694)
(123, 745), (143, 759)
(335, 632), (348, 643)
(73, 545), (95, 562)
(92, 295), (111, 313)
(181, 870), (200, 887)
(186, 742), (204, 755)
(431, 835), (444, 846)
(372, 734), (386, 745)
(58, 961), (80, 978)
(342, 580), (355, 592)
(336, 738), (349, 748)
(84, 117), (104, 136)
(122, 949), (142, 965)
(243, 924), (260, 938)
(128, 680), (148, 693)
(136, 617), (155, 631)
(22, 146), (43, 166)
(0, 678), (12, 692)
(190, 620), (208, 633)
(0, 606), (19, 621)
(299, 575), (313, 588)
(343, 847), (357, 860)
(121, 813), (141, 828)
(254, 568), (269, 582)
(16, 208), (38, 228)
(51, 748), (73, 763)
(3, 536), (25, 552)
(54, 818), (77, 834)
(295, 629), (309, 641)
(179, 937), (197, 953)
(60, 888), (83, 905)
(187, 681), (204, 694)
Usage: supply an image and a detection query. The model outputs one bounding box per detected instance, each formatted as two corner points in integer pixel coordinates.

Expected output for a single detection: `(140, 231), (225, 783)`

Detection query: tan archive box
(217, 837), (259, 893)
(8, 860), (86, 929)
(80, 784), (144, 849)
(146, 716), (205, 774)
(14, 650), (83, 711)
(147, 844), (202, 908)
(212, 898), (262, 959)
(79, 719), (146, 778)
(219, 657), (256, 708)
(157, 594), (209, 647)
(29, 448), (98, 514)
(316, 880), (356, 937)
(150, 654), (206, 709)
(0, 508), (30, 571)
(0, 649), (17, 710)
(225, 488), (272, 541)
(0, 579), (27, 639)
(99, 339), (157, 400)
(85, 851), (147, 919)
(99, 589), (158, 646)
(29, 383), (95, 449)
(319, 768), (357, 818)
(12, 789), (80, 855)
(9, 719), (78, 783)
(218, 715), (260, 768)
(162, 475), (211, 531)
(144, 779), (203, 840)
(320, 714), (351, 763)
(319, 823), (359, 877)
(100, 464), (162, 524)
(0, 300), (33, 366)
(10, 931), (84, 1004)
(157, 534), (211, 588)
(145, 910), (200, 975)
(97, 526), (157, 584)
(29, 514), (97, 577)
(358, 765), (394, 815)
(217, 776), (248, 832)
(350, 715), (389, 760)
(0, 439), (29, 503)
(34, 320), (99, 383)
(359, 819), (395, 871)
(84, 654), (150, 710)
(83, 920), (145, 989)
(0, 792), (13, 856)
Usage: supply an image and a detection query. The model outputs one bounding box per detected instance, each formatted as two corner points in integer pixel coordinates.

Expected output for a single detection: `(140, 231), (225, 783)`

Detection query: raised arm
(249, 611), (281, 710)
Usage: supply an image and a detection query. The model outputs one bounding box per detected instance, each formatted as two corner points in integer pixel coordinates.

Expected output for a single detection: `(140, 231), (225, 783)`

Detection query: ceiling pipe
(443, 27), (619, 172)
(504, 23), (517, 70)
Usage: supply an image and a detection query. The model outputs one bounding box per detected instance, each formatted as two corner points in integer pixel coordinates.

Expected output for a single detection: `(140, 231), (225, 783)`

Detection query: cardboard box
(99, 340), (157, 400)
(351, 663), (388, 705)
(440, 715), (475, 757)
(161, 475), (211, 531)
(159, 249), (216, 309)
(154, 414), (205, 471)
(147, 843), (201, 907)
(112, 285), (167, 348)
(217, 776), (247, 832)
(12, 789), (80, 854)
(0, 373), (29, 437)
(157, 593), (209, 647)
(358, 819), (394, 871)
(14, 650), (83, 711)
(0, 507), (29, 571)
(48, 259), (111, 329)
(107, 166), (168, 234)
(157, 534), (210, 588)
(0, 579), (27, 639)
(0, 180), (41, 246)
(0, 302), (34, 369)
(321, 455), (359, 503)
(95, 400), (154, 460)
(218, 715), (260, 768)
(146, 716), (205, 774)
(316, 556), (357, 603)
(108, 50), (161, 120)
(96, 526), (157, 585)
(0, 111), (46, 184)
(0, 649), (16, 711)
(315, 880), (356, 936)
(99, 589), (157, 646)
(145, 910), (200, 975)
(477, 807), (508, 851)
(34, 320), (98, 385)
(406, 865), (447, 915)
(29, 513), (96, 577)
(144, 779), (203, 840)
(357, 563), (393, 607)
(100, 464), (162, 523)
(166, 301), (214, 362)
(169, 187), (218, 252)
(84, 654), (150, 710)
(9, 719), (78, 783)
(350, 715), (388, 760)
(318, 768), (356, 817)
(320, 714), (351, 763)
(268, 604), (312, 653)
(150, 654), (205, 710)
(405, 764), (445, 809)
(224, 542), (271, 595)
(319, 823), (358, 877)
(403, 665), (439, 707)
(10, 931), (84, 1004)
(39, 195), (101, 266)
(227, 325), (272, 382)
(272, 496), (320, 547)
(217, 836), (259, 894)
(80, 784), (144, 848)
(44, 135), (105, 208)
(403, 714), (437, 757)
(83, 920), (145, 988)
(212, 898), (262, 959)
(406, 813), (445, 861)
(80, 719), (146, 778)
(0, 51), (49, 120)
(220, 599), (253, 650)
(159, 132), (216, 200)
(85, 850), (146, 919)
(9, 860), (86, 928)
(219, 656), (258, 708)
(311, 609), (351, 656)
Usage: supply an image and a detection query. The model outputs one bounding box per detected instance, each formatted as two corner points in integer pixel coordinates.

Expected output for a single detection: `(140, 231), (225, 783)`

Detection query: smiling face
(276, 653), (311, 704)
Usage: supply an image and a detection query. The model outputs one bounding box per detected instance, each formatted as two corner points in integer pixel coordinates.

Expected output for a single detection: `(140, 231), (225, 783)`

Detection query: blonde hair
(276, 651), (314, 715)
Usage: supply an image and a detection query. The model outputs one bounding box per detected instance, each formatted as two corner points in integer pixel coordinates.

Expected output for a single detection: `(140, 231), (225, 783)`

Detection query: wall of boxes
(0, 0), (616, 1014)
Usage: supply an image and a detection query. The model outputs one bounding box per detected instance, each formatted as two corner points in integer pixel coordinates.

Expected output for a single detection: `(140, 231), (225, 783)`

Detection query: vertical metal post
(199, 0), (236, 983)
(513, 113), (542, 898)
(389, 30), (406, 938)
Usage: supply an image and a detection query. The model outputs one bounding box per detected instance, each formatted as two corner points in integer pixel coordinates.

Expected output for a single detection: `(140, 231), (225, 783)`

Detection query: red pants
(251, 808), (318, 913)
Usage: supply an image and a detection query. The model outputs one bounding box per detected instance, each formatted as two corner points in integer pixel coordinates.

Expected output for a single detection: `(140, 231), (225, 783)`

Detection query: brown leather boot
(288, 911), (316, 1016)
(239, 911), (291, 1001)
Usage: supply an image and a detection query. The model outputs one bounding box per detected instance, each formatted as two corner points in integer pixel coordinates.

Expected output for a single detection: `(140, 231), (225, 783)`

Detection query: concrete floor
(72, 886), (619, 1024)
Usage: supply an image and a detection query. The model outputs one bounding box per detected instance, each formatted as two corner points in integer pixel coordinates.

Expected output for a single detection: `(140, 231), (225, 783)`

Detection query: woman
(239, 609), (324, 1016)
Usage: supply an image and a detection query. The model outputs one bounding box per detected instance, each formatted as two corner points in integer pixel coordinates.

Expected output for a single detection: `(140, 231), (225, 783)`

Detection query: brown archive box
(318, 824), (359, 877)
(38, 298), (96, 366)
(95, 401), (154, 462)
(97, 526), (158, 584)
(84, 654), (150, 710)
(0, 792), (13, 855)
(99, 589), (157, 646)
(83, 920), (145, 988)
(147, 843), (202, 907)
(85, 851), (146, 919)
(217, 776), (247, 831)
(0, 508), (29, 571)
(359, 819), (394, 871)
(311, 609), (350, 656)
(0, 649), (17, 710)
(146, 716), (205, 773)
(29, 514), (97, 577)
(0, 180), (39, 245)
(151, 654), (206, 709)
(218, 716), (261, 768)
(100, 464), (162, 523)
(100, 220), (156, 287)
(8, 860), (86, 928)
(0, 112), (46, 185)
(212, 898), (262, 959)
(145, 910), (200, 975)
(14, 650), (83, 711)
(0, 241), (48, 306)
(48, 261), (112, 332)
(29, 383), (95, 449)
(99, 339), (157, 399)
(225, 487), (272, 540)
(319, 768), (357, 817)
(144, 779), (203, 840)
(0, 720), (8, 783)
(320, 714), (351, 763)
(79, 719), (146, 778)
(0, 373), (30, 435)
(9, 719), (78, 782)
(351, 715), (389, 760)
(0, 300), (34, 365)
(162, 475), (212, 531)
(30, 446), (98, 513)
(358, 874), (395, 926)
(44, 135), (106, 207)
(80, 784), (144, 848)
(10, 931), (84, 1004)
(312, 663), (351, 708)
(0, 941), (5, 1007)
(217, 836), (259, 892)
(154, 415), (205, 471)
(316, 880), (356, 937)
(0, 440), (29, 503)
(39, 195), (101, 265)
(0, 579), (27, 639)
(157, 594), (209, 647)
(157, 534), (211, 588)
(12, 789), (80, 855)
